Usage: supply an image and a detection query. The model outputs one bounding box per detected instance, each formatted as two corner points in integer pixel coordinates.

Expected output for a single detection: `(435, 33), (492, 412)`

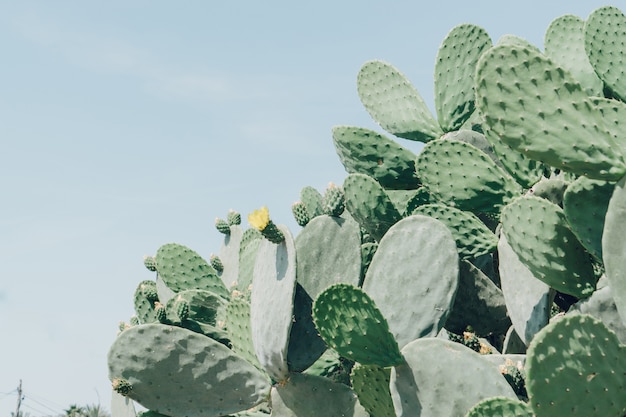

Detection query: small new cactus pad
(563, 176), (613, 261)
(332, 126), (420, 190)
(544, 14), (603, 95)
(390, 338), (516, 417)
(410, 203), (498, 259)
(294, 214), (361, 299)
(362, 214), (459, 348)
(270, 373), (368, 417)
(501, 196), (596, 298)
(300, 186), (323, 220)
(434, 24), (492, 132)
(357, 60), (442, 142)
(475, 43), (626, 180)
(227, 209), (241, 226)
(250, 224), (297, 381)
(107, 324), (271, 417)
(321, 182), (345, 216)
(498, 234), (552, 345)
(416, 138), (521, 213)
(584, 6), (626, 101)
(215, 218), (231, 235)
(155, 243), (230, 300)
(291, 201), (310, 227)
(526, 314), (626, 417)
(312, 283), (404, 367)
(465, 397), (533, 417)
(350, 364), (395, 417)
(602, 175), (626, 325)
(343, 173), (402, 242)
(143, 255), (157, 272)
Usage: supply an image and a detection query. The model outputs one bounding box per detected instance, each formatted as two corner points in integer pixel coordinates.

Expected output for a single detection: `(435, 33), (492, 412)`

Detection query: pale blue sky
(0, 2), (614, 415)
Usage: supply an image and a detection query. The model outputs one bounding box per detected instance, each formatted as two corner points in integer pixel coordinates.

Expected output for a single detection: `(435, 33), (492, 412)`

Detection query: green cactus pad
(291, 201), (310, 227)
(312, 283), (404, 367)
(416, 138), (521, 213)
(107, 324), (271, 417)
(362, 215), (459, 348)
(563, 176), (613, 261)
(476, 43), (626, 180)
(270, 373), (368, 417)
(445, 260), (510, 337)
(332, 126), (421, 190)
(133, 281), (159, 324)
(250, 224), (297, 381)
(237, 228), (262, 292)
(434, 24), (492, 132)
(544, 14), (603, 95)
(592, 97), (626, 158)
(225, 296), (264, 372)
(218, 224), (243, 289)
(295, 214), (362, 299)
(498, 233), (552, 345)
(155, 243), (230, 300)
(602, 175), (626, 326)
(404, 187), (432, 214)
(584, 6), (626, 101)
(482, 126), (545, 189)
(350, 364), (395, 417)
(300, 186), (323, 220)
(357, 60), (442, 142)
(410, 203), (498, 259)
(390, 338), (516, 417)
(343, 173), (402, 242)
(501, 196), (596, 298)
(465, 397), (533, 417)
(526, 314), (626, 417)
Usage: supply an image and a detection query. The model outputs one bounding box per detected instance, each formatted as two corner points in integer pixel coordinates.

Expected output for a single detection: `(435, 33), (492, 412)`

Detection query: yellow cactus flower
(248, 206), (270, 231)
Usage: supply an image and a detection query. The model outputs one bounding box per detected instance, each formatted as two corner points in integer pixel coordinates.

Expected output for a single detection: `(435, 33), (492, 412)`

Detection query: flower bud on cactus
(129, 315), (140, 326)
(291, 201), (310, 227)
(215, 218), (231, 235)
(112, 378), (132, 396)
(322, 182), (346, 217)
(227, 209), (241, 226)
(248, 206), (285, 243)
(210, 253), (224, 273)
(143, 255), (157, 272)
(118, 321), (130, 332)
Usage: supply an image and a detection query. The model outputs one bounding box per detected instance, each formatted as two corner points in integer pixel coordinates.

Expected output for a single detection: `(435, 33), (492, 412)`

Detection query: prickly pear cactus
(108, 6), (626, 417)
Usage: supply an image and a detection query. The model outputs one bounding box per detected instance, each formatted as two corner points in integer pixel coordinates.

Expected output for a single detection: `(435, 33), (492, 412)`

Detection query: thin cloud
(11, 10), (236, 102)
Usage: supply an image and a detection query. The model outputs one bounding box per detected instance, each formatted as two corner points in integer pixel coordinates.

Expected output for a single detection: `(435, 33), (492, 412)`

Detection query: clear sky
(0, 1), (615, 416)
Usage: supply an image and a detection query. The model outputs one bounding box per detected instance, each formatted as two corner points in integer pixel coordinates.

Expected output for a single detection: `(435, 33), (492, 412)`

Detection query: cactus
(108, 6), (626, 417)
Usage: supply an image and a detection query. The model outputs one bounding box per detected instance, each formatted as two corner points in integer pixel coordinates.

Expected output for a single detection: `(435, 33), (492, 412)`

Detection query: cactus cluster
(108, 5), (626, 417)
